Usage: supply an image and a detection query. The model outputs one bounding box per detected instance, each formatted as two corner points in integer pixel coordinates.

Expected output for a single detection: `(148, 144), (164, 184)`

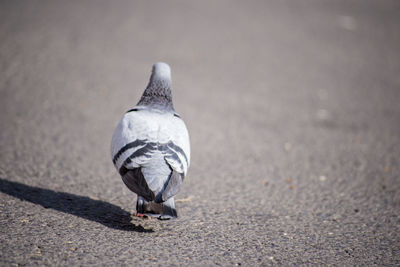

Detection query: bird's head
(137, 62), (174, 111)
(151, 62), (171, 82)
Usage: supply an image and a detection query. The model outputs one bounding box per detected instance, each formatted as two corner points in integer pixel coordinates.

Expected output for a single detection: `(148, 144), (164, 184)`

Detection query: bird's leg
(135, 196), (147, 217)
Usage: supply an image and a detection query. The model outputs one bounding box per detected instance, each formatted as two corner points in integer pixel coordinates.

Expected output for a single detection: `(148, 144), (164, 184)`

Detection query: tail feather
(161, 198), (177, 219)
(122, 168), (155, 202)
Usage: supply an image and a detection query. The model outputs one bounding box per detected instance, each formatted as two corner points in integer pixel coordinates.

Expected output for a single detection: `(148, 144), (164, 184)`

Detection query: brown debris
(384, 165), (390, 173)
(175, 196), (193, 203)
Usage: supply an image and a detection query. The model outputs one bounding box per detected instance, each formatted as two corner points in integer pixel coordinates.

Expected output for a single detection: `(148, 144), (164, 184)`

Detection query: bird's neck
(137, 77), (174, 111)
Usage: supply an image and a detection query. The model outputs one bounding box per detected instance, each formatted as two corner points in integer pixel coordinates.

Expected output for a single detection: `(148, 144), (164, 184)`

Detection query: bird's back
(111, 107), (190, 199)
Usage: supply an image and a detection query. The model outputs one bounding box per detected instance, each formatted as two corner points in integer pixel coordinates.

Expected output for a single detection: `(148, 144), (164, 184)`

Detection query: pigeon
(111, 62), (190, 220)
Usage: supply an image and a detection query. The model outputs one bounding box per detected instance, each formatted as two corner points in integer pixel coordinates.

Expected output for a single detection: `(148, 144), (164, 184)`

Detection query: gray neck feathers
(137, 63), (174, 111)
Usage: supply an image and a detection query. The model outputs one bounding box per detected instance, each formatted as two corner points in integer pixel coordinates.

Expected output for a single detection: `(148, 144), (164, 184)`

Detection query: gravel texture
(1, 0), (399, 266)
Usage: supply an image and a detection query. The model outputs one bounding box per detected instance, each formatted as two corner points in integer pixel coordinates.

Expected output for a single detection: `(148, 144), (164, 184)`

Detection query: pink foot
(134, 212), (149, 218)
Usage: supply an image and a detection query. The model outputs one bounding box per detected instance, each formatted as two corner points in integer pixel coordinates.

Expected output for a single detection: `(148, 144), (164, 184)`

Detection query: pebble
(284, 142), (292, 151)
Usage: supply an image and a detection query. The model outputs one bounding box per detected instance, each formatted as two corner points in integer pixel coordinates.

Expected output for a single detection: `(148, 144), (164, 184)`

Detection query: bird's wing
(111, 109), (157, 173)
(111, 109), (190, 176)
(161, 169), (183, 202)
(162, 112), (191, 176)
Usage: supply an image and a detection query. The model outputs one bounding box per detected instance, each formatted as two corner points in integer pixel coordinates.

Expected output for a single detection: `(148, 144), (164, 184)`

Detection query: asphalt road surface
(1, 0), (399, 266)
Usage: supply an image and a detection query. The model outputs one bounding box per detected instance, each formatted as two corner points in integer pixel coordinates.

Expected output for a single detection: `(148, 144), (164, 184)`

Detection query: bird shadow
(0, 178), (153, 233)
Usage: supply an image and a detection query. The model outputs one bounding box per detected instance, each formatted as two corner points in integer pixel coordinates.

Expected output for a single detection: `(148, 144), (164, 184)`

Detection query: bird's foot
(134, 212), (148, 218)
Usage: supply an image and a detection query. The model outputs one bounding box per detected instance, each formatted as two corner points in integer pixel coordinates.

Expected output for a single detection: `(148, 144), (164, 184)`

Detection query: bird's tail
(137, 196), (177, 220)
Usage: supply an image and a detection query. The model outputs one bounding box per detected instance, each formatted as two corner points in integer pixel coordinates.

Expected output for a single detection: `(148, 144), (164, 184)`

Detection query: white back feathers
(111, 62), (190, 219)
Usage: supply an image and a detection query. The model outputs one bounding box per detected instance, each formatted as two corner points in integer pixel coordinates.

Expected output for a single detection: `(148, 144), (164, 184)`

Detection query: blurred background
(1, 0), (399, 265)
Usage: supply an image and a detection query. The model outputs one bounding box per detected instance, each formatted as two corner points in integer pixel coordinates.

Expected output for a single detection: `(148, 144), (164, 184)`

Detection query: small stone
(284, 142), (292, 151)
(316, 109), (330, 120)
(319, 175), (327, 182)
(384, 165), (390, 173)
(338, 15), (357, 31)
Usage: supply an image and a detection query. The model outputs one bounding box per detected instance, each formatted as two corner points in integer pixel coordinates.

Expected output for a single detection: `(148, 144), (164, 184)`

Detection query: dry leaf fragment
(175, 196), (193, 203)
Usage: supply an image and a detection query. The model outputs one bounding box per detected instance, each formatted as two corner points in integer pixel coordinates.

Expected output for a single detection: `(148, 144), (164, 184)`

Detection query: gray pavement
(1, 0), (400, 265)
